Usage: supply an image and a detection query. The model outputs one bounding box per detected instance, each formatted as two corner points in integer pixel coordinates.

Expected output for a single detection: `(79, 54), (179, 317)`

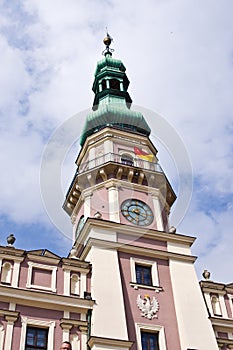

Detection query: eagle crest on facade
(137, 294), (159, 319)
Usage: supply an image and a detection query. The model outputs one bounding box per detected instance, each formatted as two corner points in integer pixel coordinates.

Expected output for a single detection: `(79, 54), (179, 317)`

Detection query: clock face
(121, 199), (154, 226)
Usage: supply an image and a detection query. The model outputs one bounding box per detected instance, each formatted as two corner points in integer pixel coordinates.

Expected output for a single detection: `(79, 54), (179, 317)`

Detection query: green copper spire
(80, 34), (151, 146)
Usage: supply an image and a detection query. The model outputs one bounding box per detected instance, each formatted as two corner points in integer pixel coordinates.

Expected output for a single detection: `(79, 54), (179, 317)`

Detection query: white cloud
(0, 0), (232, 280)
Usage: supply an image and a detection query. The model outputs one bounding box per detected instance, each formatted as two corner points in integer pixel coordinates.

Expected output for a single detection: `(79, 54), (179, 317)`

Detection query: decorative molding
(0, 285), (94, 312)
(26, 261), (57, 292)
(135, 323), (167, 350)
(130, 282), (163, 293)
(60, 319), (88, 338)
(137, 295), (159, 319)
(20, 317), (55, 350)
(88, 336), (133, 350)
(79, 237), (197, 264)
(130, 257), (159, 288)
(0, 310), (19, 321)
(75, 218), (196, 251)
(26, 254), (60, 264)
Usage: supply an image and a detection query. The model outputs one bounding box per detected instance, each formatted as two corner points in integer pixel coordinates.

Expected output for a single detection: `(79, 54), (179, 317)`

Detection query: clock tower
(63, 35), (218, 350)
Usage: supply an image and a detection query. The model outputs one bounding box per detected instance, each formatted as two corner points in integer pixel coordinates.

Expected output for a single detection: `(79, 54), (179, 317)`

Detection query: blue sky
(0, 0), (232, 282)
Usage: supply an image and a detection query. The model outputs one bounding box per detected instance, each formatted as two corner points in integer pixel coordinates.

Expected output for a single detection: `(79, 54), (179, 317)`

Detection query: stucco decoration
(137, 295), (159, 319)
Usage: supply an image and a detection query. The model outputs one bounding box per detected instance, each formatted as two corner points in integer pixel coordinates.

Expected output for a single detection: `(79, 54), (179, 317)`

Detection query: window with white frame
(136, 323), (166, 350)
(130, 258), (159, 289)
(141, 331), (159, 350)
(26, 262), (57, 292)
(25, 326), (48, 350)
(20, 317), (55, 350)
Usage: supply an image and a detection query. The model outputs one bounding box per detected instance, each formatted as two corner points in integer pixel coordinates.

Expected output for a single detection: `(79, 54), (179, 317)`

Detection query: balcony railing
(78, 152), (164, 174)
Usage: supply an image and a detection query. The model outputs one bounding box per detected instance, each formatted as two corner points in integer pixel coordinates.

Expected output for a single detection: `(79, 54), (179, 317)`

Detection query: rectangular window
(25, 327), (48, 350)
(141, 331), (159, 350)
(136, 264), (152, 286)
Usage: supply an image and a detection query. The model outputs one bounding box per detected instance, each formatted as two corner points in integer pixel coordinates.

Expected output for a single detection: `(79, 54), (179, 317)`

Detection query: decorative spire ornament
(102, 32), (114, 56)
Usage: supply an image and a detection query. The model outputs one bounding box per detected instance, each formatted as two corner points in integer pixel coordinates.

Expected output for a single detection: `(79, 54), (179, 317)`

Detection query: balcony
(63, 152), (176, 215)
(78, 152), (164, 174)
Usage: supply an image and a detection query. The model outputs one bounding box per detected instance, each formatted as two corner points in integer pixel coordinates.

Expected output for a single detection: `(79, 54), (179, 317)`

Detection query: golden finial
(102, 30), (114, 56)
(103, 33), (112, 47)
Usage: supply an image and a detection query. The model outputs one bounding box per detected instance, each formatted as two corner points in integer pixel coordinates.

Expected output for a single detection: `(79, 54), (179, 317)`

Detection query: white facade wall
(169, 259), (218, 350)
(87, 246), (128, 340)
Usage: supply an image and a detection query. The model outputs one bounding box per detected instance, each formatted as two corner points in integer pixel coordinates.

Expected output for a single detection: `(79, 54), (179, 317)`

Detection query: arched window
(1, 261), (12, 284)
(211, 295), (222, 316)
(70, 274), (80, 295)
(121, 154), (133, 166)
(110, 79), (120, 90)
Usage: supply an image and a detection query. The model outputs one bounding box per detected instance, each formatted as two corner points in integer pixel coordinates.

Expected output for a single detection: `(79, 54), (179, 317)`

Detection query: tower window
(25, 327), (48, 349)
(136, 264), (152, 286)
(110, 78), (120, 90)
(101, 79), (107, 90)
(121, 154), (133, 166)
(141, 331), (159, 350)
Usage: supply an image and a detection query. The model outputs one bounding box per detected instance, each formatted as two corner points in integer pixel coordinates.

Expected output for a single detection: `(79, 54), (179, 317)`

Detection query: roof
(80, 104), (151, 146)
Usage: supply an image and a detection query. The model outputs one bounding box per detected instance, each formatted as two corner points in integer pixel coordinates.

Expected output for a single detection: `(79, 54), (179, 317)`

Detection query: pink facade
(0, 246), (93, 349)
(200, 279), (233, 348)
(119, 251), (181, 349)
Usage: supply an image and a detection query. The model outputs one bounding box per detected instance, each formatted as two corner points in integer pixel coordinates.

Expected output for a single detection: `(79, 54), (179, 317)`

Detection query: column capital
(79, 325), (88, 334)
(60, 318), (88, 331)
(81, 189), (93, 199)
(60, 321), (73, 331)
(4, 311), (19, 323)
(105, 180), (118, 190)
(4, 312), (19, 324)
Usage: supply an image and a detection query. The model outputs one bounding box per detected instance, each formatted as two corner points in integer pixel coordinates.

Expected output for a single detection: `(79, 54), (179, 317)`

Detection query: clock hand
(130, 209), (147, 217)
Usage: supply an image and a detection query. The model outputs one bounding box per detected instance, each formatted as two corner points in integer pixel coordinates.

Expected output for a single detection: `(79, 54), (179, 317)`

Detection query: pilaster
(4, 312), (18, 350)
(106, 183), (120, 222)
(151, 191), (164, 231)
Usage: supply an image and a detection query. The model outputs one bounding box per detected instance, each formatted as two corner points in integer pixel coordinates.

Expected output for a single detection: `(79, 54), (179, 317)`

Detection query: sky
(0, 0), (232, 283)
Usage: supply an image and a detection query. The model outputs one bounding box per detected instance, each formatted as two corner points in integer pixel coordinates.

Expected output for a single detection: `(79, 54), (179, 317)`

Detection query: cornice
(0, 247), (25, 257)
(62, 265), (90, 274)
(0, 254), (24, 263)
(210, 316), (233, 328)
(200, 281), (233, 296)
(74, 218), (196, 250)
(26, 253), (60, 265)
(61, 258), (91, 270)
(88, 336), (133, 350)
(79, 237), (196, 264)
(200, 281), (226, 292)
(0, 285), (94, 312)
(216, 338), (233, 348)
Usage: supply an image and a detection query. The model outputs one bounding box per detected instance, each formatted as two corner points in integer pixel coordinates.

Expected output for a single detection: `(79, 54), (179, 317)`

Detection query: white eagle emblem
(137, 294), (159, 319)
